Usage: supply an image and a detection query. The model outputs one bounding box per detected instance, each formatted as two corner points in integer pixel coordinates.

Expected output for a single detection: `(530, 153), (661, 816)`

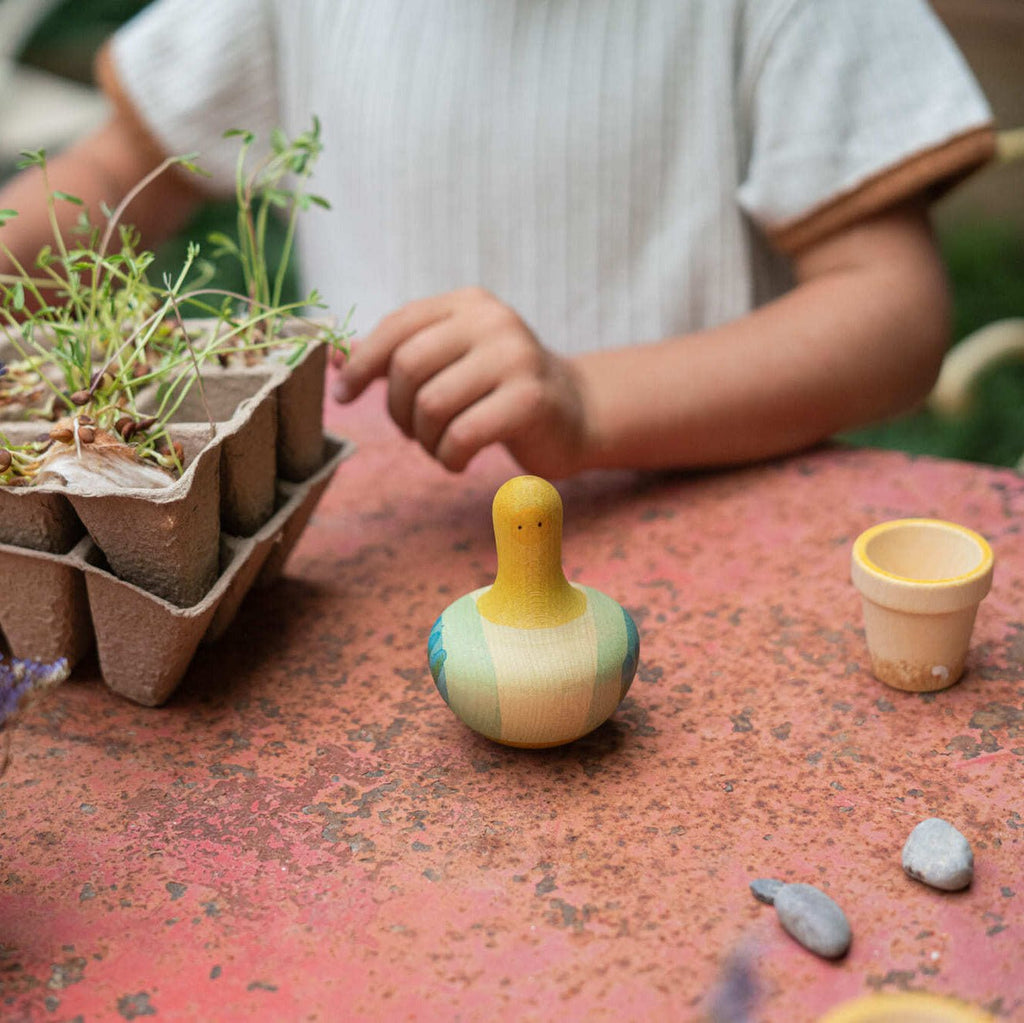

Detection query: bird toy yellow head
(476, 475), (586, 629)
(428, 475), (639, 748)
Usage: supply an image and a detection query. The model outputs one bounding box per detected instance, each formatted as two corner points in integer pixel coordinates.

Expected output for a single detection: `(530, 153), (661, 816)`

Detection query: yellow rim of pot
(819, 991), (994, 1023)
(852, 518), (993, 586)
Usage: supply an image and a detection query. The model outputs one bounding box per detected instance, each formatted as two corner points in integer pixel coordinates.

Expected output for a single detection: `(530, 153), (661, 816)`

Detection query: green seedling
(0, 121), (351, 487)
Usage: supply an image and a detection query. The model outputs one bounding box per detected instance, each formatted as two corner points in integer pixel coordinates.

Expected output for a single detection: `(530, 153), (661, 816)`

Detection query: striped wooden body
(429, 584), (639, 748)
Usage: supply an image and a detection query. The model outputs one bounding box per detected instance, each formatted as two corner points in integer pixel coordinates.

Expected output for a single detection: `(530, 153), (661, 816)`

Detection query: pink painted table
(2, 385), (1022, 1022)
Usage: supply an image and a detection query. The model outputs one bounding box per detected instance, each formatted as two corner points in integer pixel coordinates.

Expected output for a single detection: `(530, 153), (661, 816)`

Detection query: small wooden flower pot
(851, 518), (994, 692)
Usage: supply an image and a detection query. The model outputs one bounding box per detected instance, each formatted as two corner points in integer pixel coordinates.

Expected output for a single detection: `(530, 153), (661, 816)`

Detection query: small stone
(902, 817), (974, 891)
(773, 883), (852, 959)
(749, 877), (785, 905)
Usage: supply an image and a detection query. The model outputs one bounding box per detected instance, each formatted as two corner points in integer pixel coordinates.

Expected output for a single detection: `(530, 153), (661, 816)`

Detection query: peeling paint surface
(1, 386), (1022, 1022)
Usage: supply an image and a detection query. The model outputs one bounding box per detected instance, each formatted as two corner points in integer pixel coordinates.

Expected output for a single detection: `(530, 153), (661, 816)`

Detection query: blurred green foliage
(842, 222), (1024, 468)
(21, 1), (151, 81)
(148, 200), (298, 308)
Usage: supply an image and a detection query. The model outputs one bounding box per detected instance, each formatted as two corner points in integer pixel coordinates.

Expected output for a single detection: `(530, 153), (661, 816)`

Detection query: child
(0, 0), (995, 477)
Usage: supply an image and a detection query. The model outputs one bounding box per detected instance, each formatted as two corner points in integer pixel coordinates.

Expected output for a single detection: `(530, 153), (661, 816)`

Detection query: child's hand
(332, 288), (589, 476)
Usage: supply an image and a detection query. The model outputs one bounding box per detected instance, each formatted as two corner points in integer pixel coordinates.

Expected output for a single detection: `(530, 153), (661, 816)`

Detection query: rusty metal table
(2, 384), (1022, 1022)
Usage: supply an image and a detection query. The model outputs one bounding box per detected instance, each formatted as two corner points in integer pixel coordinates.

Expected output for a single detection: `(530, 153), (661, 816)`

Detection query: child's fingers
(433, 378), (542, 473)
(386, 321), (472, 436)
(407, 342), (505, 455)
(335, 295), (453, 401)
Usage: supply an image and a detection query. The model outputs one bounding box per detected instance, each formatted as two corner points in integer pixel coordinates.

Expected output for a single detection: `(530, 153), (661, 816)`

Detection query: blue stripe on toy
(620, 607), (639, 700)
(432, 591), (501, 738)
(428, 613), (449, 703)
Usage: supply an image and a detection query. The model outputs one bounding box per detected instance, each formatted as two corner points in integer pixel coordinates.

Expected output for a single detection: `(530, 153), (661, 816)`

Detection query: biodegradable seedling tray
(0, 484), (83, 554)
(0, 535), (93, 668)
(1, 421), (224, 606)
(272, 340), (328, 482)
(0, 435), (353, 706)
(1, 324), (335, 605)
(66, 424), (224, 607)
(142, 365), (279, 537)
(217, 382), (279, 536)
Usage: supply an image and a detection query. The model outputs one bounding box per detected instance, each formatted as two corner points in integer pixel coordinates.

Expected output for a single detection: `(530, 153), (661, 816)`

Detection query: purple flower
(0, 359), (6, 378)
(0, 656), (69, 727)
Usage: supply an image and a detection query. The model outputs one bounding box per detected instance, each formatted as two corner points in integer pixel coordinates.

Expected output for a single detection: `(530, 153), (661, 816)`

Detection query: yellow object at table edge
(819, 991), (994, 1023)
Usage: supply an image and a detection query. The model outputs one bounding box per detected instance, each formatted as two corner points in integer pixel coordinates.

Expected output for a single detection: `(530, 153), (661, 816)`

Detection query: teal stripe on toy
(620, 606), (640, 701)
(427, 614), (449, 702)
(583, 586), (634, 734)
(431, 589), (501, 739)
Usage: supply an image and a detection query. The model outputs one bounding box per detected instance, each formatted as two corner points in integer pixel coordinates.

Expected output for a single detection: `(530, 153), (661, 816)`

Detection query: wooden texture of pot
(851, 518), (994, 692)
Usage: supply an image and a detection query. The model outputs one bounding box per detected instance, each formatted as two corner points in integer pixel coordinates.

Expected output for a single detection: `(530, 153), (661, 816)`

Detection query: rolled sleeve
(103, 0), (279, 195)
(737, 0), (995, 253)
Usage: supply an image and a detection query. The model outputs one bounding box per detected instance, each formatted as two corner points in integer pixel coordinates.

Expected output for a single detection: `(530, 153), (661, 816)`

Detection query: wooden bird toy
(428, 475), (639, 747)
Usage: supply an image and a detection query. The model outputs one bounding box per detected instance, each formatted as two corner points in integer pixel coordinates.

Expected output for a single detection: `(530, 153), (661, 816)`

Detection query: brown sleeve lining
(769, 125), (998, 255)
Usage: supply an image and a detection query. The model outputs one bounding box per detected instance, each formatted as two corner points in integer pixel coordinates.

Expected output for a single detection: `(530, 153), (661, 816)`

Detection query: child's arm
(572, 200), (950, 471)
(0, 111), (203, 279)
(335, 199), (950, 476)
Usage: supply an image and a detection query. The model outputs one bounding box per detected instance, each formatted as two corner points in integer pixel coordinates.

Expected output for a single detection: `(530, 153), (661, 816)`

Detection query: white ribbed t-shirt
(108, 0), (993, 354)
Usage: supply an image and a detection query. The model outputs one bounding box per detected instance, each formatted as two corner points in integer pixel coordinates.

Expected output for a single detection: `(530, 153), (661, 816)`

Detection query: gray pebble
(749, 878), (785, 905)
(902, 817), (974, 891)
(773, 883), (852, 959)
